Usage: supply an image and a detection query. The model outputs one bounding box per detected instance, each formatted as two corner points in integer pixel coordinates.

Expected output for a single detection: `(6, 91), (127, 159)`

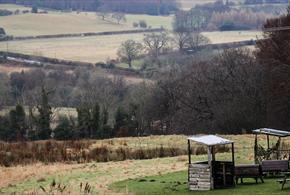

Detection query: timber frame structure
(187, 135), (235, 191)
(253, 128), (290, 164)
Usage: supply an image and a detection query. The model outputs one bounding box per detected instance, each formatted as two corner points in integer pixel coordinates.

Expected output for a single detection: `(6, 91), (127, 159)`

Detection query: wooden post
(267, 135), (270, 149)
(277, 137), (281, 160)
(188, 139), (191, 182)
(211, 146), (215, 162)
(232, 143), (235, 166)
(208, 146), (213, 189)
(254, 134), (258, 164)
(188, 139), (191, 164)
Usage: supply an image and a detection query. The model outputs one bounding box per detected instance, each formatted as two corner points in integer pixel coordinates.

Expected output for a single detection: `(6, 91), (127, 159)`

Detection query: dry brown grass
(0, 157), (188, 194)
(0, 138), (189, 166)
(202, 30), (262, 44)
(0, 31), (261, 64)
(0, 6), (173, 37)
(0, 163), (84, 189)
(0, 12), (133, 37)
(0, 134), (283, 194)
(0, 34), (145, 62)
(0, 134), (266, 167)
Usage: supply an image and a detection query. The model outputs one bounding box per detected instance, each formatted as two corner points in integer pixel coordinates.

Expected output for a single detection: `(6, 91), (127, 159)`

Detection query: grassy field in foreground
(112, 171), (289, 195)
(0, 134), (287, 194)
(0, 30), (261, 64)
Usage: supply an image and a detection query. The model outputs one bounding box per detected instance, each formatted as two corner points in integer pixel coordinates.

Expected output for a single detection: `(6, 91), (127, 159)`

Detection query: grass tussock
(0, 136), (233, 167)
(0, 140), (189, 166)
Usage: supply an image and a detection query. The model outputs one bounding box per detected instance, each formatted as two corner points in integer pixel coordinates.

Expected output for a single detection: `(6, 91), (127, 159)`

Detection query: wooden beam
(207, 146), (212, 164)
(211, 146), (215, 162)
(188, 139), (191, 182)
(232, 143), (235, 166)
(278, 137), (281, 160)
(254, 134), (258, 164)
(207, 146), (214, 189)
(188, 140), (191, 164)
(232, 143), (235, 187)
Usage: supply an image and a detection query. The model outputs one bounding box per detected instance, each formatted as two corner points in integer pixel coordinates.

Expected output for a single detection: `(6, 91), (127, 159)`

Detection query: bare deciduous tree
(112, 12), (126, 24)
(96, 4), (111, 21)
(143, 32), (170, 58)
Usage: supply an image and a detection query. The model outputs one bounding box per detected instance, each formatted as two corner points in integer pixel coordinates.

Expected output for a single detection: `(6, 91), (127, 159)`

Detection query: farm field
(0, 12), (133, 36)
(0, 4), (173, 37)
(0, 134), (284, 194)
(204, 30), (262, 44)
(177, 0), (245, 10)
(178, 0), (217, 10)
(0, 33), (145, 63)
(0, 30), (261, 64)
(0, 3), (32, 11)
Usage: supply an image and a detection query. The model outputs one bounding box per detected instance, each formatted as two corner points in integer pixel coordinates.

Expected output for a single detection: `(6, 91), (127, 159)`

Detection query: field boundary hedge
(0, 51), (141, 75)
(0, 28), (164, 42)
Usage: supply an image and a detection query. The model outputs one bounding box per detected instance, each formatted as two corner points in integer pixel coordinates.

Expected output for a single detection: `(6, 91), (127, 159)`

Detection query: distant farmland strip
(185, 39), (257, 53)
(0, 51), (140, 75)
(0, 28), (164, 42)
(0, 39), (257, 70)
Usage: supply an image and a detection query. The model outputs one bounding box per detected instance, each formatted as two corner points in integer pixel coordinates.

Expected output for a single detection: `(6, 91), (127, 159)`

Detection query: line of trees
(0, 0), (179, 14)
(0, 87), (143, 141)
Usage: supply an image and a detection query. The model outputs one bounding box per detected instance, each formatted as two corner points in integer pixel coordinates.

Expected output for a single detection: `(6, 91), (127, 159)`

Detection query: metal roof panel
(188, 135), (233, 146)
(252, 128), (290, 137)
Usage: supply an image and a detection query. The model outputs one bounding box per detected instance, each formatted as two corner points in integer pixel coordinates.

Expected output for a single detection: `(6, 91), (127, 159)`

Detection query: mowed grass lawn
(112, 171), (290, 195)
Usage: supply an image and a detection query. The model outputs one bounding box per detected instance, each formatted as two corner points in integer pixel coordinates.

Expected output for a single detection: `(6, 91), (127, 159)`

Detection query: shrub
(0, 27), (6, 35)
(133, 22), (139, 28)
(31, 6), (38, 13)
(219, 21), (251, 31)
(22, 10), (30, 14)
(0, 9), (13, 16)
(139, 20), (147, 28)
(0, 139), (187, 166)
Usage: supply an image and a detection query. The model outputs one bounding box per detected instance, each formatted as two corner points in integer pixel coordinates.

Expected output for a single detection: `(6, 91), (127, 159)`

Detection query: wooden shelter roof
(188, 135), (233, 146)
(252, 128), (290, 137)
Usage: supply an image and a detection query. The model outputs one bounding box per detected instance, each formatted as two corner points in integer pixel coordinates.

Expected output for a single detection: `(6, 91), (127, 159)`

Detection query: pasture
(0, 31), (261, 64)
(0, 34), (145, 63)
(0, 3), (31, 12)
(0, 134), (284, 194)
(0, 4), (173, 37)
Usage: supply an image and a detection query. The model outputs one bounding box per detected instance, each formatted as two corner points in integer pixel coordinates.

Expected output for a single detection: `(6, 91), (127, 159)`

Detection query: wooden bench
(235, 164), (264, 184)
(261, 160), (289, 174)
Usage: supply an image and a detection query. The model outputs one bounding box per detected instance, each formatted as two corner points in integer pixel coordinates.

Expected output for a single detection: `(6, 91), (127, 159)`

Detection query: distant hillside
(0, 0), (179, 14)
